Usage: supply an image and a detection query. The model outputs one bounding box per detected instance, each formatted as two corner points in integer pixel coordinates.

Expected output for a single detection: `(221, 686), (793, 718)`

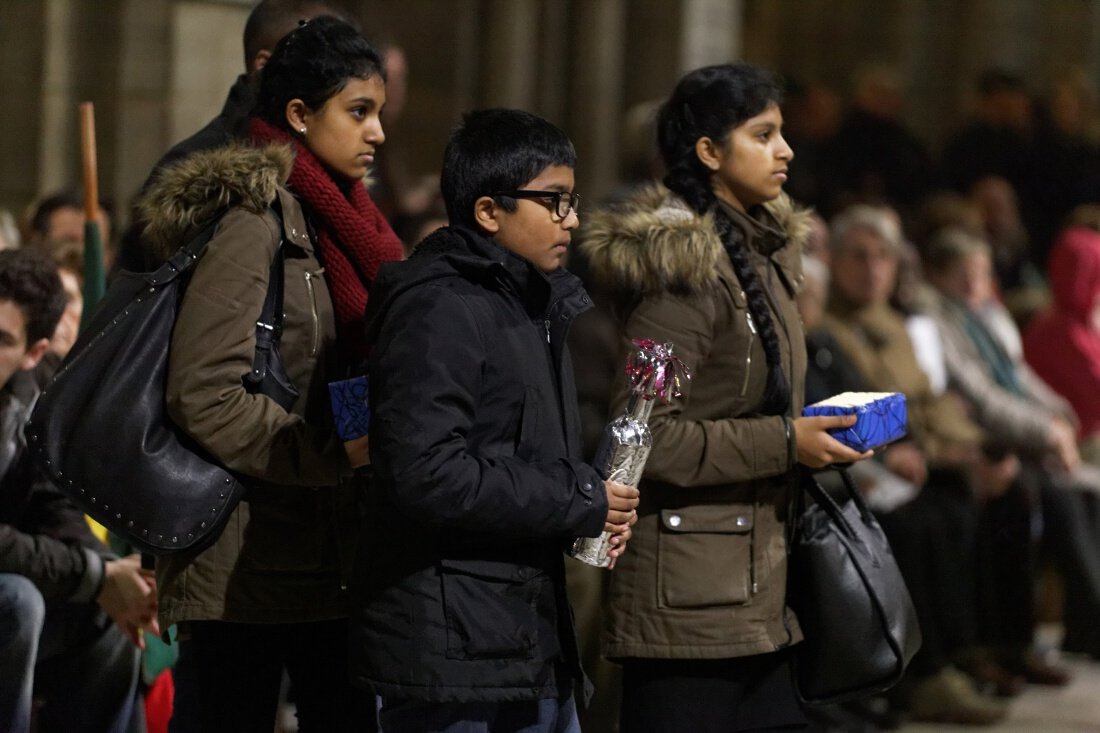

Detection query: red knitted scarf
(249, 117), (404, 363)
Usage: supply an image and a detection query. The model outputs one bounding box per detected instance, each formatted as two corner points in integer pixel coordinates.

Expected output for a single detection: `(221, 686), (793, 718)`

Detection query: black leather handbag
(787, 467), (922, 704)
(27, 209), (298, 555)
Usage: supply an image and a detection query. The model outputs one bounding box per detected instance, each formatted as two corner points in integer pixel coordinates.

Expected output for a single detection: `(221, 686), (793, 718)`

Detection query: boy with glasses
(352, 108), (638, 732)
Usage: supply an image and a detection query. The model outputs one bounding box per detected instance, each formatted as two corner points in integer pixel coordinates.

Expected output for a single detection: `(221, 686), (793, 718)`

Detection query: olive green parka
(580, 185), (811, 659)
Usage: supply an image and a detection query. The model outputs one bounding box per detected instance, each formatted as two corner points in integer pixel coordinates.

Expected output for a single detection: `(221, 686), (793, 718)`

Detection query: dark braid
(658, 63), (791, 415)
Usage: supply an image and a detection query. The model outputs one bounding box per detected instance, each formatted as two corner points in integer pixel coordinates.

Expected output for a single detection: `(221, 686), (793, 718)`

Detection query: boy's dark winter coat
(352, 226), (608, 702)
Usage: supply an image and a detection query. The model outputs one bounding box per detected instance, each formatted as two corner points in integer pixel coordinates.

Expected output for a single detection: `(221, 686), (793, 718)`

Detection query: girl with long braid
(582, 63), (870, 731)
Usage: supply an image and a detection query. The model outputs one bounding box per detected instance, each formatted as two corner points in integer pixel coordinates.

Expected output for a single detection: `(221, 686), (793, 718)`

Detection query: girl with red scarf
(146, 16), (402, 732)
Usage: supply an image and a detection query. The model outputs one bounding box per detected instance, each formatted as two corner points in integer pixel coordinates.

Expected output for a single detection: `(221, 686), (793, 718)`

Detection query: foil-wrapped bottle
(570, 339), (689, 568)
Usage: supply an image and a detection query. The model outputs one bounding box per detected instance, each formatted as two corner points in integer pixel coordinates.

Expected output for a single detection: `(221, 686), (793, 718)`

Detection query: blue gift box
(801, 392), (907, 452)
(329, 376), (371, 441)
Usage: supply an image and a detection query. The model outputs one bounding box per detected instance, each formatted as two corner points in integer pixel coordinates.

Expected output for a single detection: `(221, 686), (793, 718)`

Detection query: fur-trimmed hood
(138, 143), (294, 258)
(579, 183), (812, 298)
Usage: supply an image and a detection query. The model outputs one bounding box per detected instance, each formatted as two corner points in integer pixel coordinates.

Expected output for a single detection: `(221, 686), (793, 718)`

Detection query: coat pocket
(657, 504), (754, 608)
(439, 558), (540, 660)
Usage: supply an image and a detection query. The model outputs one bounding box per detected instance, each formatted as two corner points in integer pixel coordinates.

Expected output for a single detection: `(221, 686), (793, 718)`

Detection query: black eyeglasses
(491, 190), (580, 219)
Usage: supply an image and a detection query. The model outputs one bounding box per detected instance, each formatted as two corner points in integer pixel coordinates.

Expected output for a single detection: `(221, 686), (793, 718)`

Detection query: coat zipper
(740, 309), (756, 397)
(304, 269), (323, 357)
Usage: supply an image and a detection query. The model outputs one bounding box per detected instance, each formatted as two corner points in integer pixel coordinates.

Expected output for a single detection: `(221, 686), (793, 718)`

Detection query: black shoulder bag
(27, 207), (298, 555)
(787, 467), (922, 704)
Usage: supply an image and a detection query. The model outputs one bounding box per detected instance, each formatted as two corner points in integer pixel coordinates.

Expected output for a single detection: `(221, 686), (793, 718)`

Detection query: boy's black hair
(256, 15), (385, 132)
(0, 249), (65, 345)
(440, 108), (576, 231)
(656, 63), (790, 415)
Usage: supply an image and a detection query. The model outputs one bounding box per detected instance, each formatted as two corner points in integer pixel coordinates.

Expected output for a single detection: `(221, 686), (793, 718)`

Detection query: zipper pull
(544, 319), (551, 343)
(740, 311), (756, 398)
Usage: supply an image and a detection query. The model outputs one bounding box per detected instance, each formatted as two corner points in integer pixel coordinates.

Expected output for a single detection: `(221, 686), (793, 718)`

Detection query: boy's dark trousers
(378, 695), (581, 733)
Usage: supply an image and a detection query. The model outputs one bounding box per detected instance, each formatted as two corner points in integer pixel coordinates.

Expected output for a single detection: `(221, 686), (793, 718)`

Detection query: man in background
(0, 249), (157, 733)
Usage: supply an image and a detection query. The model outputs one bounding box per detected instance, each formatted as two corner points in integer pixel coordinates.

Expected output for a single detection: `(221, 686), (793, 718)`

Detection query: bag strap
(145, 217), (225, 288)
(143, 201), (289, 383)
(792, 466), (871, 544)
(249, 199), (287, 383)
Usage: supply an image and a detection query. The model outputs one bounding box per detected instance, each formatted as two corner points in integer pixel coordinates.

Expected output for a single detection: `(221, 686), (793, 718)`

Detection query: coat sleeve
(1018, 362), (1078, 425)
(0, 523), (104, 603)
(369, 284), (608, 539)
(166, 208), (349, 486)
(936, 312), (1053, 448)
(613, 292), (791, 488)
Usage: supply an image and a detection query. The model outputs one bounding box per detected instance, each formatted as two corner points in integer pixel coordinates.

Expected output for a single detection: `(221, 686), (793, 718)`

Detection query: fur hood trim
(580, 183), (812, 297)
(139, 143), (294, 258)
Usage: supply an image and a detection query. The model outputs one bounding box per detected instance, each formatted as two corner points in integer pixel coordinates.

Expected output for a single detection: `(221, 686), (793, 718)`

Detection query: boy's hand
(603, 480), (638, 570)
(604, 480), (639, 531)
(793, 415), (873, 468)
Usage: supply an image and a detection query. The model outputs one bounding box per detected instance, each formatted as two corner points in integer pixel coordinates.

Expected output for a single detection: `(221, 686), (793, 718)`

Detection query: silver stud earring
(299, 127), (307, 134)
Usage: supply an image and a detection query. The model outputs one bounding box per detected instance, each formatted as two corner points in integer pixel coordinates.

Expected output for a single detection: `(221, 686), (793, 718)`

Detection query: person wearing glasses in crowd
(353, 108), (639, 732)
(580, 63), (870, 731)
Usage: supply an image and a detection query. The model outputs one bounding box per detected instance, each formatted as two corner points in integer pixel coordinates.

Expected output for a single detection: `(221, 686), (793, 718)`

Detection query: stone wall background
(3, 0), (1099, 219)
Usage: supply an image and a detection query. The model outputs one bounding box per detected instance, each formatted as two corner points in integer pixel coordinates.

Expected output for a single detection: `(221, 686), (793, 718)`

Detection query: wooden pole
(78, 101), (106, 326)
(78, 102), (99, 222)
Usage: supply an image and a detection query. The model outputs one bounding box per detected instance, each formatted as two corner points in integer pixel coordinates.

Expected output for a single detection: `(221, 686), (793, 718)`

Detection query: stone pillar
(679, 0), (741, 72)
(111, 0), (174, 206)
(623, 0), (682, 109)
(0, 0), (48, 212)
(37, 0), (78, 198)
(568, 0), (627, 200)
(167, 2), (248, 151)
(451, 0), (482, 115)
(481, 0), (540, 109)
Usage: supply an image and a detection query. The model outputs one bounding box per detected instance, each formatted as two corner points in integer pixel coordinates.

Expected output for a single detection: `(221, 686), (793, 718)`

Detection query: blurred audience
(0, 210), (20, 251)
(942, 69), (1034, 198)
(782, 80), (842, 209)
(1023, 223), (1100, 466)
(967, 175), (1049, 326)
(919, 226), (1100, 666)
(1028, 67), (1100, 262)
(22, 189), (112, 266)
(820, 64), (937, 217)
(814, 204), (1010, 725)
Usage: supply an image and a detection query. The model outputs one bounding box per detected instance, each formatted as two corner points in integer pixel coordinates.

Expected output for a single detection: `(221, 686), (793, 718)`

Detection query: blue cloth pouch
(801, 392), (907, 452)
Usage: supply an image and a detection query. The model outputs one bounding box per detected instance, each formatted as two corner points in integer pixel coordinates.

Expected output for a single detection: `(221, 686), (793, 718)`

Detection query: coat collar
(138, 142), (294, 259)
(717, 199), (788, 259)
(580, 183), (811, 301)
(411, 225), (588, 318)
